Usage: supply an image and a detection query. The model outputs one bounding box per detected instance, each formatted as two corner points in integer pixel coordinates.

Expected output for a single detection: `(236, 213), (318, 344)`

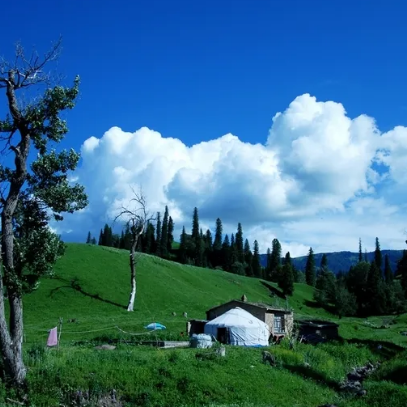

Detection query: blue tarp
(144, 323), (166, 330)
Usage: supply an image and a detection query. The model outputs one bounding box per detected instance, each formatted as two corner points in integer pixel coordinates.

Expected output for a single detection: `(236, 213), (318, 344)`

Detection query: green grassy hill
(23, 243), (407, 345)
(13, 244), (407, 406)
(23, 243), (329, 343)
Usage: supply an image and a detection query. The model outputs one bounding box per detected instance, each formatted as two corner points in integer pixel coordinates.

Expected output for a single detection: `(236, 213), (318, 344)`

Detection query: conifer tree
(204, 229), (213, 267)
(91, 237), (97, 245)
(143, 222), (156, 254)
(98, 229), (103, 245)
(320, 253), (328, 273)
(358, 238), (363, 262)
(235, 223), (244, 263)
(230, 233), (238, 265)
(191, 207), (202, 266)
(398, 245), (407, 297)
(252, 240), (262, 278)
(155, 212), (161, 256)
(119, 231), (125, 249)
(305, 247), (316, 286)
(167, 216), (174, 253)
(221, 234), (231, 271)
(102, 224), (113, 247)
(366, 261), (386, 315)
(384, 254), (393, 283)
(269, 238), (282, 281)
(178, 226), (187, 264)
(374, 237), (382, 271)
(86, 231), (91, 244)
(212, 218), (223, 267)
(160, 206), (169, 258)
(279, 262), (294, 296)
(266, 248), (272, 273)
(244, 239), (253, 277)
(364, 249), (368, 262)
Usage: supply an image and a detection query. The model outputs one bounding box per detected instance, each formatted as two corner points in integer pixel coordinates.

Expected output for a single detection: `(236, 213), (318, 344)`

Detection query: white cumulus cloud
(57, 94), (407, 257)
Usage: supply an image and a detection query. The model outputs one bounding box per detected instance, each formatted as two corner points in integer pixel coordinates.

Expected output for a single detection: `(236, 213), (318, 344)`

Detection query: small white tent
(204, 307), (270, 347)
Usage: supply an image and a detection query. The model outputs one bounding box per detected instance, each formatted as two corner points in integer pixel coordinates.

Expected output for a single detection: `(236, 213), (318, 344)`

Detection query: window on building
(274, 316), (283, 333)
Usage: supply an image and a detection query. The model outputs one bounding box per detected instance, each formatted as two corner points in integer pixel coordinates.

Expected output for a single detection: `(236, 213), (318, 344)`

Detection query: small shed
(206, 299), (294, 339)
(299, 320), (339, 342)
(204, 307), (270, 346)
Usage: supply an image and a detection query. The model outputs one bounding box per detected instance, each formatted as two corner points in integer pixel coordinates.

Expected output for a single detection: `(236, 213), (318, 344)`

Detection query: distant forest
(86, 206), (407, 318)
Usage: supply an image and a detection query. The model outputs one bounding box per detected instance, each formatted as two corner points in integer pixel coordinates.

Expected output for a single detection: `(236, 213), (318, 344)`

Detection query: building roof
(206, 299), (292, 314)
(299, 320), (339, 328)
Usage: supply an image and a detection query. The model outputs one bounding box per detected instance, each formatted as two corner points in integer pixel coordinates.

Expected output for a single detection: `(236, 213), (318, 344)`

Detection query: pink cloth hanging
(47, 327), (58, 347)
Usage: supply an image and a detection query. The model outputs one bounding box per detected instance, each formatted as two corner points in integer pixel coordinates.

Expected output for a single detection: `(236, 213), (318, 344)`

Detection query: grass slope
(13, 244), (407, 406)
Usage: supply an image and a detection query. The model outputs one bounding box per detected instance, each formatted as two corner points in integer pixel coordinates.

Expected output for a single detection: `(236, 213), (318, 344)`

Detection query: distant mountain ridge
(260, 249), (405, 274)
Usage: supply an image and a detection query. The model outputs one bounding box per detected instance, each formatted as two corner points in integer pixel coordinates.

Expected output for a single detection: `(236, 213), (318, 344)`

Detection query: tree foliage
(0, 39), (88, 388)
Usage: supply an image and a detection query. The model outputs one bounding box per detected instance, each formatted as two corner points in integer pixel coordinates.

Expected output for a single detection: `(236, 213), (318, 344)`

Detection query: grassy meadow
(4, 244), (407, 406)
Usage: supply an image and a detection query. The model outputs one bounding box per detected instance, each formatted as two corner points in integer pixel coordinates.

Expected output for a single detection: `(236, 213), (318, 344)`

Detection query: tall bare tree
(0, 40), (87, 389)
(115, 188), (153, 311)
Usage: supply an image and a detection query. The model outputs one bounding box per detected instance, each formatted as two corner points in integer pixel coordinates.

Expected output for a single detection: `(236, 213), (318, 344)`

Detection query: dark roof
(299, 320), (339, 328)
(206, 299), (292, 314)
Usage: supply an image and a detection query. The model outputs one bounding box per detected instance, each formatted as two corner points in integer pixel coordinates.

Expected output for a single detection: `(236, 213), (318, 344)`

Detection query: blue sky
(2, 0), (407, 255)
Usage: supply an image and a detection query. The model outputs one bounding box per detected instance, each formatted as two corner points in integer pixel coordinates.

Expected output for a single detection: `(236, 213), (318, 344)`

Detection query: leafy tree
(358, 238), (363, 262)
(374, 237), (382, 271)
(86, 231), (91, 244)
(384, 254), (393, 283)
(235, 223), (244, 263)
(305, 247), (316, 286)
(252, 240), (262, 278)
(334, 283), (357, 318)
(0, 40), (88, 388)
(231, 261), (245, 276)
(314, 269), (336, 306)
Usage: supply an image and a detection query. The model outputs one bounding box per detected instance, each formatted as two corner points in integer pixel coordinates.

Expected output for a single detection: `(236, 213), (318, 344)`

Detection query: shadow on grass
(260, 281), (286, 300)
(282, 364), (340, 391)
(49, 276), (127, 310)
(346, 338), (405, 359)
(380, 366), (407, 385)
(304, 300), (336, 315)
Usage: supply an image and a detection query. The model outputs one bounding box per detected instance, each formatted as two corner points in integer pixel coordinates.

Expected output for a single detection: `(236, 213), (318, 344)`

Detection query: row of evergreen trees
(86, 205), (175, 258)
(86, 206), (407, 316)
(311, 238), (407, 317)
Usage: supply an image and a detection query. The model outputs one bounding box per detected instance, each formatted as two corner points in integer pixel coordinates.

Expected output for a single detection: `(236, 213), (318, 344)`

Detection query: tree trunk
(0, 209), (26, 388)
(127, 243), (137, 312)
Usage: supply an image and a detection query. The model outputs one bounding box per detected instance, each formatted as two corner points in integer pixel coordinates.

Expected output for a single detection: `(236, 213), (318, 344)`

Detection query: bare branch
(0, 37), (63, 89)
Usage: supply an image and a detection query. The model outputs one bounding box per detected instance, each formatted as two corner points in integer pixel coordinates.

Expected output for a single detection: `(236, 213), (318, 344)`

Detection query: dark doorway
(217, 327), (229, 343)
